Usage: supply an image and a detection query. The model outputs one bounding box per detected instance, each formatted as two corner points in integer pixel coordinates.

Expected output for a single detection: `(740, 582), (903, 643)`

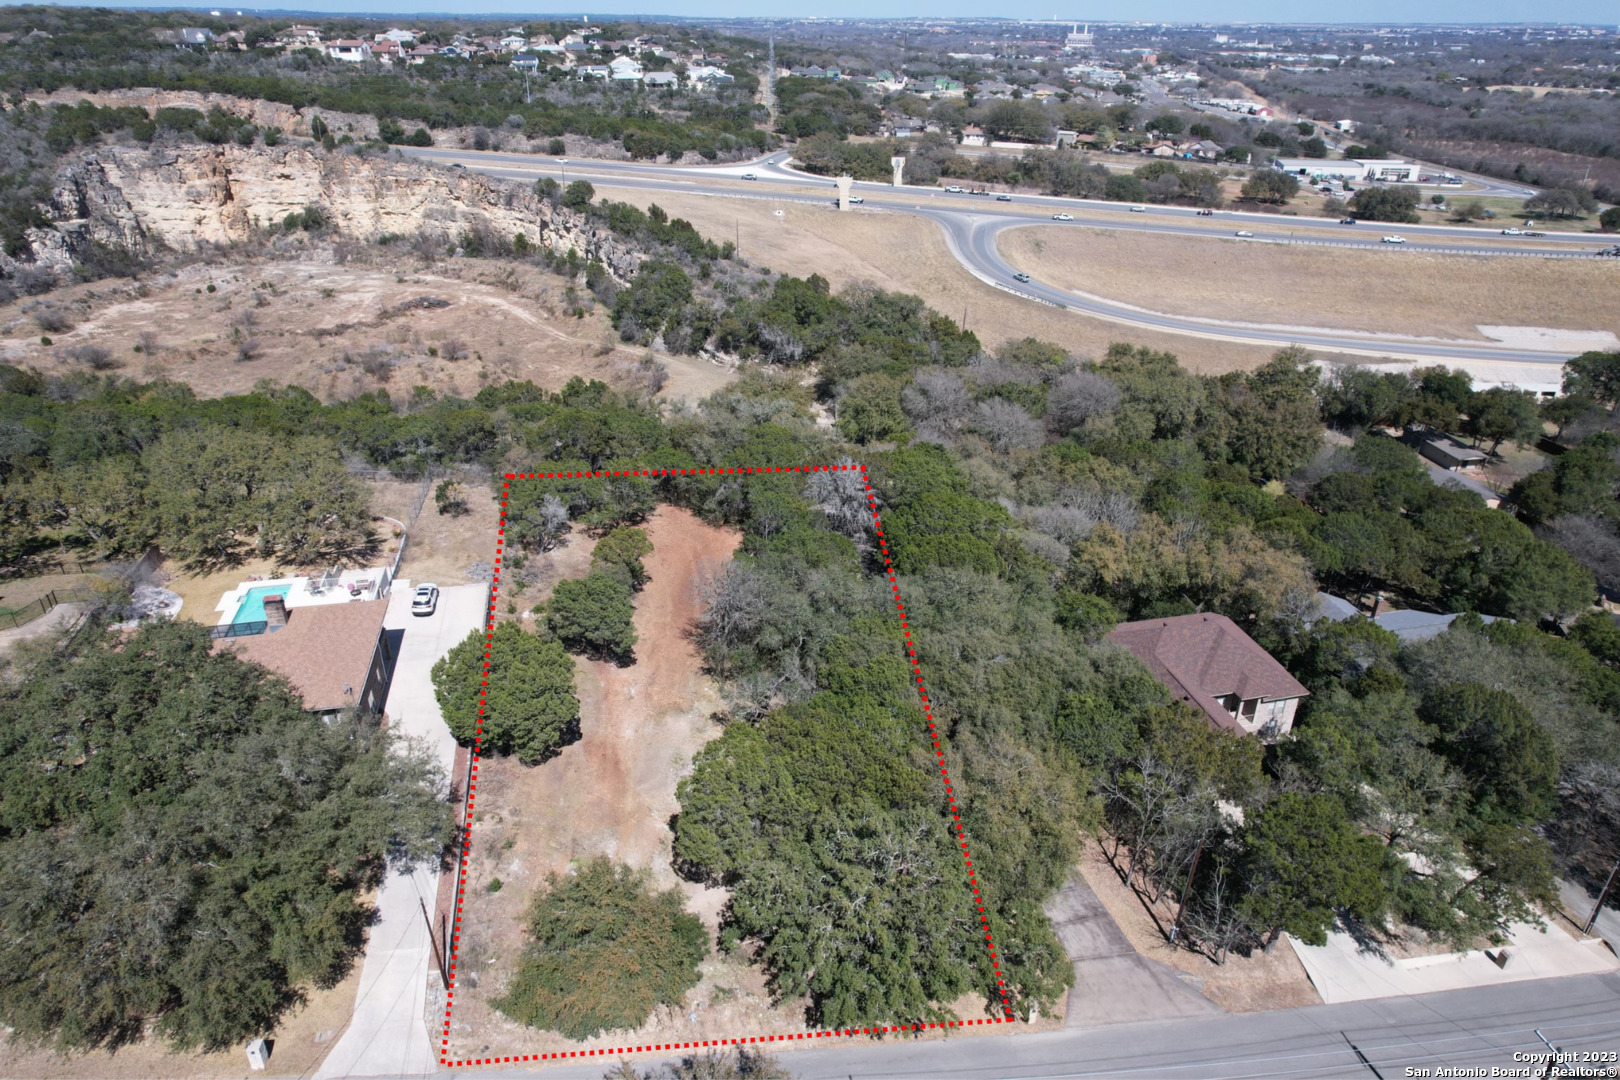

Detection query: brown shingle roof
(217, 600), (387, 713)
(1105, 612), (1308, 732)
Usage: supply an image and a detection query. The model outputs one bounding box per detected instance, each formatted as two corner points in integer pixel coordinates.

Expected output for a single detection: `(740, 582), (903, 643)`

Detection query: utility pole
(420, 898), (449, 988)
(1585, 856), (1620, 935)
(1168, 839), (1205, 944)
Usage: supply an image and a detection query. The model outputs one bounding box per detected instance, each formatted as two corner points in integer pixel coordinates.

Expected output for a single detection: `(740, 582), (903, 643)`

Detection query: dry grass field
(999, 225), (1620, 341)
(592, 185), (1298, 375)
(0, 251), (735, 407)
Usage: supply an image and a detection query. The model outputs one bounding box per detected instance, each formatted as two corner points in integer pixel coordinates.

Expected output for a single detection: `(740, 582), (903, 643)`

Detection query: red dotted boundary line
(438, 462), (1014, 1069)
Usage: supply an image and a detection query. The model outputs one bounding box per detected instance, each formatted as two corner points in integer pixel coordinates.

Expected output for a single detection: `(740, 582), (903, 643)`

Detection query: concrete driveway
(1288, 917), (1620, 1004)
(315, 581), (487, 1079)
(1045, 875), (1222, 1027)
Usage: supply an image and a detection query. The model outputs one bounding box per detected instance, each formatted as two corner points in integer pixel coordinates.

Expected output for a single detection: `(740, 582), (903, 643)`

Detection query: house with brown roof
(1105, 612), (1308, 741)
(216, 598), (393, 718)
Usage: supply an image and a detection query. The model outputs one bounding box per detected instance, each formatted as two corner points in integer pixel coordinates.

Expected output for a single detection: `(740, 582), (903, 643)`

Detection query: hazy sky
(60, 0), (1612, 23)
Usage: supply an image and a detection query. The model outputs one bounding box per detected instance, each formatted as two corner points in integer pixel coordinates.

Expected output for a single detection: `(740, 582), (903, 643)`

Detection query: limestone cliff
(12, 143), (641, 282)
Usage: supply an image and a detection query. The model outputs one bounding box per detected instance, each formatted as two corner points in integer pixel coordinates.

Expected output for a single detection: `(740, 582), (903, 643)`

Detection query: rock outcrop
(11, 142), (642, 283)
(24, 88), (375, 140)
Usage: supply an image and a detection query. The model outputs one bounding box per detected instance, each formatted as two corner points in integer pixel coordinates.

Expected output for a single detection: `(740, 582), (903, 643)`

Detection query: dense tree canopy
(0, 620), (450, 1052)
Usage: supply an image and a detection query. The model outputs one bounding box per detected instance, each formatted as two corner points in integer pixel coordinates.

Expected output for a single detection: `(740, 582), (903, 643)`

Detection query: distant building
(1106, 613), (1310, 741)
(642, 70), (678, 88)
(215, 599), (393, 719)
(177, 27), (214, 50)
(510, 53), (540, 72)
(960, 125), (987, 147)
(1419, 437), (1489, 471)
(327, 39), (372, 62)
(1312, 592), (1361, 622)
(1064, 23), (1095, 52)
(1373, 609), (1501, 643)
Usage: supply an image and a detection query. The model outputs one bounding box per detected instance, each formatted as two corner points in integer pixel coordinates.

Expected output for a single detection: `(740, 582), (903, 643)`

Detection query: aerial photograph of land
(0, 1), (1615, 1078)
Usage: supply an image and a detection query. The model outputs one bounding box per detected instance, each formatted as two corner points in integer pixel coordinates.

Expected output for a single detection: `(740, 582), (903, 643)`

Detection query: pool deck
(213, 569), (388, 626)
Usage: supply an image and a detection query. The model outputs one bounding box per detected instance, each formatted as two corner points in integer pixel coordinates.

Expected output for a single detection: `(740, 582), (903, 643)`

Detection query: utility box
(246, 1038), (270, 1070)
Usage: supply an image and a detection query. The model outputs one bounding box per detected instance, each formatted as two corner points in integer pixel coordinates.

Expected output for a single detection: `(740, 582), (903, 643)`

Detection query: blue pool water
(233, 585), (291, 624)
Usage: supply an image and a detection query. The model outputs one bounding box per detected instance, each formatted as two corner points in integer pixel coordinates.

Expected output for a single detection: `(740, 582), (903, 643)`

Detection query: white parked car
(1129, 205), (1147, 212)
(411, 583), (439, 616)
(1381, 235), (1406, 244)
(1052, 212), (1074, 221)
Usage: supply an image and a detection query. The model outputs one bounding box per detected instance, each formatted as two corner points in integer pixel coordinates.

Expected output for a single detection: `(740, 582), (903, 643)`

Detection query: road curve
(401, 146), (1615, 372)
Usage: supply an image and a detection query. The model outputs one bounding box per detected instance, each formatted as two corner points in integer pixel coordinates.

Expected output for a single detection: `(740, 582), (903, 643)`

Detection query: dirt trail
(546, 504), (739, 894)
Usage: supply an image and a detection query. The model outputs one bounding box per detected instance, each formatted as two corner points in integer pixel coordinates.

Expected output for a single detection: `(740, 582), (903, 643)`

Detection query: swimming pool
(233, 584), (292, 625)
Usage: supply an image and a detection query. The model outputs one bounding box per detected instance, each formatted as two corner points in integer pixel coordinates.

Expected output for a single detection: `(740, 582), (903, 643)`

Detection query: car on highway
(1235, 230), (1255, 238)
(1598, 246), (1620, 258)
(1196, 208), (1214, 216)
(996, 194), (1012, 201)
(1052, 212), (1074, 221)
(945, 185), (964, 193)
(1129, 205), (1147, 212)
(451, 163), (465, 169)
(740, 172), (758, 180)
(969, 188), (991, 196)
(1501, 227), (1524, 235)
(1382, 235), (1406, 244)
(411, 583), (439, 616)
(1012, 272), (1031, 283)
(1339, 217), (1357, 224)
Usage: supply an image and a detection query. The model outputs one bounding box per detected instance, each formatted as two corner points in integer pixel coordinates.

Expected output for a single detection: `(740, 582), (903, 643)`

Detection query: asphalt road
(445, 971), (1620, 1079)
(399, 146), (1616, 370)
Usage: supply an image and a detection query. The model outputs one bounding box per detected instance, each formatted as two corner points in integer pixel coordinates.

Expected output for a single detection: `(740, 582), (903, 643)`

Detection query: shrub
(562, 180), (596, 211)
(495, 857), (705, 1039)
(547, 571), (637, 661)
(432, 623), (579, 764)
(63, 344), (119, 370)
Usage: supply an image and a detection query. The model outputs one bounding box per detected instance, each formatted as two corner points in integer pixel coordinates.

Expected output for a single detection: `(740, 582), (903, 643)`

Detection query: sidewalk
(1287, 918), (1620, 1005)
(315, 581), (487, 1079)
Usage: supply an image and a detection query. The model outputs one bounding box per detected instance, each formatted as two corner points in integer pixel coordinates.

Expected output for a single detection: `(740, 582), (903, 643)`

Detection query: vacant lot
(446, 505), (810, 1059)
(0, 251), (734, 406)
(1000, 226), (1620, 341)
(593, 185), (1296, 375)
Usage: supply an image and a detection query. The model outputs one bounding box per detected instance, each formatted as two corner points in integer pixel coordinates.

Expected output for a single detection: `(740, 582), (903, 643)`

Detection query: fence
(209, 620), (268, 640)
(0, 586), (102, 631)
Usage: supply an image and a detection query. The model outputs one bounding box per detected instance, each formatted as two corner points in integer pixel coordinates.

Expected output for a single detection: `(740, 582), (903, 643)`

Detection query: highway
(448, 971), (1620, 1079)
(401, 146), (1616, 372)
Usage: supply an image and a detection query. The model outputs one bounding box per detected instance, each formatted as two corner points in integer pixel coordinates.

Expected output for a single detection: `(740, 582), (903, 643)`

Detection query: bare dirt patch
(999, 226), (1620, 342)
(1079, 839), (1320, 1014)
(592, 185), (1293, 376)
(0, 251), (734, 406)
(370, 475), (507, 590)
